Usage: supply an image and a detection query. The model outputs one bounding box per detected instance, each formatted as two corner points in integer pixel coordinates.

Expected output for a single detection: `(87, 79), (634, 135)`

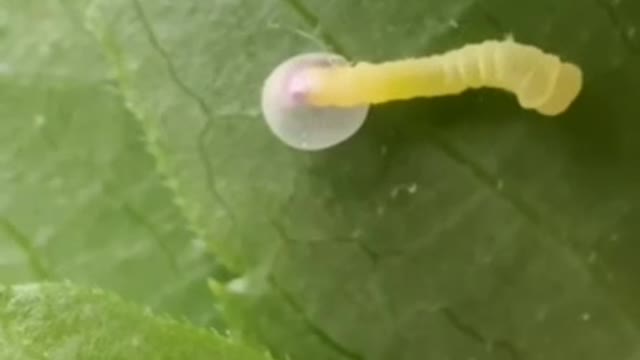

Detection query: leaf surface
(0, 0), (221, 326)
(0, 283), (270, 360)
(17, 0), (640, 359)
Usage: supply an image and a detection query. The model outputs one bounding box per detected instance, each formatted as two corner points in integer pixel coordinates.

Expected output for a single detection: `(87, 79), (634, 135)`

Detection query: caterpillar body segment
(536, 62), (582, 116)
(304, 39), (583, 116)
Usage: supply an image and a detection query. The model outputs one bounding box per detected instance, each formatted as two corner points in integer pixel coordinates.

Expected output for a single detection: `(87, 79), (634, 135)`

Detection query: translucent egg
(260, 53), (369, 151)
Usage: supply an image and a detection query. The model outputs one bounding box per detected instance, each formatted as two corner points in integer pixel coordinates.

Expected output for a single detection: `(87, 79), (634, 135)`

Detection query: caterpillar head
(260, 53), (369, 151)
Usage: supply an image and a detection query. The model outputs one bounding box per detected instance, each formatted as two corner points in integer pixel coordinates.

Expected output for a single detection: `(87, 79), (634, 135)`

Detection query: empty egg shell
(260, 53), (369, 151)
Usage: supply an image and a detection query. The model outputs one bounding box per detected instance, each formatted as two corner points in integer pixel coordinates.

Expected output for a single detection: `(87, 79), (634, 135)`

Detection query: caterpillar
(261, 38), (583, 150)
(305, 39), (583, 116)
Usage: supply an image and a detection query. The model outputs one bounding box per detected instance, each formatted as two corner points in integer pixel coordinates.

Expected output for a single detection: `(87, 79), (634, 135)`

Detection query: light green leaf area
(86, 0), (640, 359)
(0, 0), (220, 326)
(0, 283), (271, 360)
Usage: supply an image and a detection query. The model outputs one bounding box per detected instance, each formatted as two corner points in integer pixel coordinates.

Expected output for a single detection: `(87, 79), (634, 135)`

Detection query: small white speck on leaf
(581, 312), (591, 321)
(496, 179), (504, 190)
(391, 183), (419, 198)
(128, 59), (142, 72)
(191, 238), (207, 251)
(48, 177), (63, 188)
(227, 277), (250, 294)
(34, 114), (46, 128)
(38, 43), (52, 57)
(164, 178), (180, 191)
(90, 288), (105, 296)
(477, 254), (494, 264)
(0, 63), (12, 75)
(131, 336), (141, 347)
(448, 20), (459, 28)
(266, 21), (325, 48)
(536, 307), (549, 321)
(173, 195), (186, 208)
(606, 272), (616, 281)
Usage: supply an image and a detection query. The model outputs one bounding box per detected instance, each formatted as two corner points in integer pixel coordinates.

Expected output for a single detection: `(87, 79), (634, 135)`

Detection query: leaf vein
(269, 277), (365, 360)
(128, 0), (241, 235)
(278, 0), (350, 57)
(440, 307), (522, 360)
(0, 218), (53, 281)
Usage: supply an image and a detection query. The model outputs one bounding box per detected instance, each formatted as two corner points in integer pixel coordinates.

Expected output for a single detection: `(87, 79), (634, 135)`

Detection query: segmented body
(305, 39), (583, 116)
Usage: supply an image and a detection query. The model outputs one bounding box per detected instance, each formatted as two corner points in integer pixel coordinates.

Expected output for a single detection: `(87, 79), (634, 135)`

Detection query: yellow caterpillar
(304, 39), (583, 116)
(260, 38), (583, 150)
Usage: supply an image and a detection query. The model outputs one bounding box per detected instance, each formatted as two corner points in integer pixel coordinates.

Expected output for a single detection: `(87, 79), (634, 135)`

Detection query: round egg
(260, 53), (369, 151)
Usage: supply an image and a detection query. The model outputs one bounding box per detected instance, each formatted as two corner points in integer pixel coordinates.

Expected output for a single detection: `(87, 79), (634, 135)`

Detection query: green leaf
(85, 0), (640, 359)
(0, 0), (221, 325)
(0, 282), (271, 360)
